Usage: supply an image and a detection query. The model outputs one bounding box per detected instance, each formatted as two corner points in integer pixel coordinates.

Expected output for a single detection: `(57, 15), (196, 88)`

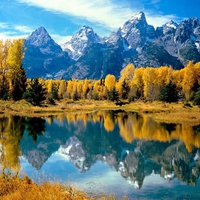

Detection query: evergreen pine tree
(108, 87), (119, 102)
(23, 77), (47, 106)
(159, 81), (179, 103)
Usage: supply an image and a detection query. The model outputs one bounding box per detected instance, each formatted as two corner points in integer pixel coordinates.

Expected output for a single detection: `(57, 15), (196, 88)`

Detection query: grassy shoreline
(0, 172), (124, 200)
(0, 99), (200, 125)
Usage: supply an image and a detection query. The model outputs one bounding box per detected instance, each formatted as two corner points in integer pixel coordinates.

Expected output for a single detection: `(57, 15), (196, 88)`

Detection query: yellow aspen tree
(117, 64), (135, 99)
(6, 39), (26, 100)
(120, 63), (135, 81)
(0, 39), (10, 69)
(70, 79), (79, 100)
(129, 79), (137, 101)
(156, 66), (172, 88)
(76, 80), (82, 100)
(58, 79), (67, 99)
(47, 79), (53, 94)
(194, 62), (200, 86)
(0, 40), (10, 98)
(182, 61), (196, 100)
(172, 69), (184, 89)
(105, 74), (116, 91)
(115, 80), (122, 98)
(93, 80), (101, 100)
(82, 78), (89, 99)
(132, 67), (145, 98)
(142, 67), (159, 101)
(0, 40), (3, 66)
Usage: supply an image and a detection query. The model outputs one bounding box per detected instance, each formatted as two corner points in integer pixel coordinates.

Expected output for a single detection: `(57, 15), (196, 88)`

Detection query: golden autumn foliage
(182, 61), (196, 100)
(120, 63), (135, 81)
(131, 67), (145, 98)
(0, 39), (26, 100)
(105, 74), (116, 91)
(0, 38), (199, 104)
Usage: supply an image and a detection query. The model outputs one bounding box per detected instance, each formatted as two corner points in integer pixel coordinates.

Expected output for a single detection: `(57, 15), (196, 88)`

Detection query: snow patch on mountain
(56, 136), (89, 172)
(62, 25), (101, 60)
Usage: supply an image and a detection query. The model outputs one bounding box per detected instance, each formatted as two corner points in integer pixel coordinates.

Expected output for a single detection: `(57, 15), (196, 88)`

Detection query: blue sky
(0, 0), (200, 43)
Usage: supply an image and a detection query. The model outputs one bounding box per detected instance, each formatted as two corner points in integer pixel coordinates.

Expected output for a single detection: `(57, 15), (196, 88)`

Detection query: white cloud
(18, 0), (180, 30)
(14, 25), (33, 33)
(0, 22), (9, 29)
(17, 0), (134, 29)
(0, 31), (27, 40)
(0, 0), (181, 42)
(0, 22), (69, 43)
(0, 24), (33, 40)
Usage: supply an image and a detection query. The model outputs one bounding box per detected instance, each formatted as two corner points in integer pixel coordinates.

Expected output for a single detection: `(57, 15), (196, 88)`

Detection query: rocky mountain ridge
(23, 12), (200, 79)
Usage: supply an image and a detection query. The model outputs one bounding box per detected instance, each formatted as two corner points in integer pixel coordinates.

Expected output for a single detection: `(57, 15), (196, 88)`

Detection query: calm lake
(1, 110), (200, 199)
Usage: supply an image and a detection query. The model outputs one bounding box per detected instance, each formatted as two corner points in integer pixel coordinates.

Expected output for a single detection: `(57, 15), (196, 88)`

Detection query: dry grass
(0, 172), (126, 200)
(0, 100), (200, 125)
(123, 101), (200, 125)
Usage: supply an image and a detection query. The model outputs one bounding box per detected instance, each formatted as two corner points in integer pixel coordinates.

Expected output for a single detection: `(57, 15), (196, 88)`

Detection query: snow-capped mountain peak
(129, 11), (146, 22)
(61, 25), (101, 60)
(161, 20), (178, 35)
(27, 26), (53, 46)
(25, 26), (62, 55)
(120, 12), (147, 38)
(165, 20), (178, 29)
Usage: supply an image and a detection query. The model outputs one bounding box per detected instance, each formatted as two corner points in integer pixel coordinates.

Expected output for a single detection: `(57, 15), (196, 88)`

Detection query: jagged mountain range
(23, 12), (200, 79)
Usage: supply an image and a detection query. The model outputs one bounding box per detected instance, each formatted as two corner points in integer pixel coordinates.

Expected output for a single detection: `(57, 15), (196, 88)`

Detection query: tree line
(0, 39), (200, 106)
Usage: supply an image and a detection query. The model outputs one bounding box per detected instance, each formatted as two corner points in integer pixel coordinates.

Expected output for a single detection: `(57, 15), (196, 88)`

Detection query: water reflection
(0, 111), (200, 193)
(0, 116), (25, 171)
(25, 117), (45, 142)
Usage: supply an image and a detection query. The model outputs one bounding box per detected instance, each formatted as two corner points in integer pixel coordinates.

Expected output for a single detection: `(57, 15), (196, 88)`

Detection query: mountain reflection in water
(0, 111), (200, 198)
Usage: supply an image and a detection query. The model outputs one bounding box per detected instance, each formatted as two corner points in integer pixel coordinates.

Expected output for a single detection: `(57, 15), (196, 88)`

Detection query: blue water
(1, 111), (200, 199)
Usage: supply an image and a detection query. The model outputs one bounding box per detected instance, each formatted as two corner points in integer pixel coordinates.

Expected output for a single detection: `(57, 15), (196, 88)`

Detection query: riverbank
(0, 100), (200, 125)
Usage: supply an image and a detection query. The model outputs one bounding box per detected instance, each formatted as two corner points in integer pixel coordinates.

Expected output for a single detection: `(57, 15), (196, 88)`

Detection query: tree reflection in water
(1, 111), (200, 191)
(25, 117), (46, 142)
(0, 116), (25, 171)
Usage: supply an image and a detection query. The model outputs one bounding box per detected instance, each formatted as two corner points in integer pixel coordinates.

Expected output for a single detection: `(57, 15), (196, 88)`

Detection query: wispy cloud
(0, 22), (9, 29)
(14, 25), (33, 33)
(0, 24), (33, 40)
(17, 0), (179, 29)
(0, 31), (27, 40)
(17, 0), (134, 29)
(0, 22), (68, 43)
